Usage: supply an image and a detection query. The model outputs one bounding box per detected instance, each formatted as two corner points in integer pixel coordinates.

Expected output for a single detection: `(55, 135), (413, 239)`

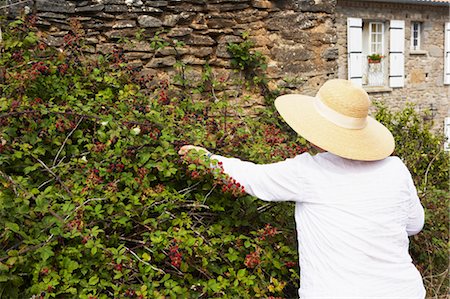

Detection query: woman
(179, 79), (425, 298)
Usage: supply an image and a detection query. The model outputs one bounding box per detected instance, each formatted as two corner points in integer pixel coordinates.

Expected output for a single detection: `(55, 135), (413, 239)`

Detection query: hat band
(314, 97), (368, 130)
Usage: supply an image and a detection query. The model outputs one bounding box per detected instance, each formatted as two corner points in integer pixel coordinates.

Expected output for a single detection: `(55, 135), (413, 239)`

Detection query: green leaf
(89, 276), (99, 285)
(5, 222), (19, 233)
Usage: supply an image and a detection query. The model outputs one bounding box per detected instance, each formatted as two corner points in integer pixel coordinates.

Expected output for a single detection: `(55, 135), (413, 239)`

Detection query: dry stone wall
(3, 0), (338, 107)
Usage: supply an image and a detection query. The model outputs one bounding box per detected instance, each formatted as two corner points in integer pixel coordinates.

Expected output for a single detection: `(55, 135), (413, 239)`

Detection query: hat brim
(275, 94), (395, 161)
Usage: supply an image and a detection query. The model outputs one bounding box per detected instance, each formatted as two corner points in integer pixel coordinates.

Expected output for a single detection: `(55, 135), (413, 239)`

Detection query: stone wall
(336, 0), (449, 127)
(2, 0), (338, 107)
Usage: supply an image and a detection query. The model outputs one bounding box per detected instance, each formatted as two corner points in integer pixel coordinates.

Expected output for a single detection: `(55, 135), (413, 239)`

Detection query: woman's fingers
(178, 145), (209, 156)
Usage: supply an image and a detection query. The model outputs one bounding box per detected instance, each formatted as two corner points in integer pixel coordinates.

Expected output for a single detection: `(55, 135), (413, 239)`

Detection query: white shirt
(212, 152), (425, 299)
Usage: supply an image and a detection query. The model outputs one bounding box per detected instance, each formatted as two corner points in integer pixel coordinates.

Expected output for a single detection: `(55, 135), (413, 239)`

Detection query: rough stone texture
(4, 0), (337, 111)
(336, 0), (449, 127)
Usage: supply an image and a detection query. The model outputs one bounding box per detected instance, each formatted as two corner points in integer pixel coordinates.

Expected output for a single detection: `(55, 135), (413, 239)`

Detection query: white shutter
(347, 18), (363, 86)
(444, 22), (450, 85)
(389, 20), (405, 88)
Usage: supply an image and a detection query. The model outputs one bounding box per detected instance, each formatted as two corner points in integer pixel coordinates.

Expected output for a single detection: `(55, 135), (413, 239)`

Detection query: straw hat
(275, 79), (395, 161)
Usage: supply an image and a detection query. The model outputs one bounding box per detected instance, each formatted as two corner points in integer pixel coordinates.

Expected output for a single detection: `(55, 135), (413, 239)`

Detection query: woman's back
(293, 152), (425, 298)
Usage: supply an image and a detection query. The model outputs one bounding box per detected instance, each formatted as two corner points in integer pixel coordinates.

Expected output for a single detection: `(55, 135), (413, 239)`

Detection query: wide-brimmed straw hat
(275, 79), (395, 161)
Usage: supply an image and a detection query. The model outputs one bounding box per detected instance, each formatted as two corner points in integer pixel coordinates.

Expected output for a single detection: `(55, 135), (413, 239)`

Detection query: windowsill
(363, 86), (393, 93)
(410, 50), (428, 55)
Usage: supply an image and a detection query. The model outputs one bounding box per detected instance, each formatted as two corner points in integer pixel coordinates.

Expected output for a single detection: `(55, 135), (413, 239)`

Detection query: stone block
(181, 55), (206, 65)
(137, 15), (163, 28)
(37, 12), (67, 19)
(321, 47), (338, 60)
(410, 69), (426, 84)
(36, 0), (76, 13)
(167, 27), (193, 37)
(207, 3), (250, 12)
(188, 47), (214, 58)
(96, 43), (118, 54)
(123, 52), (153, 60)
(109, 20), (137, 29)
(428, 45), (442, 57)
(155, 47), (189, 57)
(104, 29), (137, 39)
(75, 4), (105, 12)
(206, 18), (237, 29)
(252, 0), (273, 9)
(123, 41), (155, 52)
(145, 56), (177, 68)
(181, 34), (216, 46)
(105, 5), (162, 13)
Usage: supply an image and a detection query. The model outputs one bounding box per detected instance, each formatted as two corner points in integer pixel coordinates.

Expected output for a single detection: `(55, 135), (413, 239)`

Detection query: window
(347, 18), (405, 88)
(411, 22), (421, 50)
(369, 22), (384, 55)
(362, 21), (387, 87)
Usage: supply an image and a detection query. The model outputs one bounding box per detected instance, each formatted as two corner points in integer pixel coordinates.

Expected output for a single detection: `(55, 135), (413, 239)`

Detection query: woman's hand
(178, 145), (210, 156)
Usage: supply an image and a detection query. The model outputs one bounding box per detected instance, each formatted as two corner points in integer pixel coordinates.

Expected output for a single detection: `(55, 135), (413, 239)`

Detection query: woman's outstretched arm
(179, 145), (305, 202)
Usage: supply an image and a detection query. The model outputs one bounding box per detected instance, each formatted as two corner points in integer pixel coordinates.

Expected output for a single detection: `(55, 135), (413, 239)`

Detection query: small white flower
(101, 121), (109, 126)
(131, 127), (141, 135)
(81, 156), (88, 163)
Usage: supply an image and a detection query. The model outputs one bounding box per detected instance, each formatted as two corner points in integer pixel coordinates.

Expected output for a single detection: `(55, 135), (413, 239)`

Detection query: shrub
(0, 17), (303, 299)
(0, 16), (447, 299)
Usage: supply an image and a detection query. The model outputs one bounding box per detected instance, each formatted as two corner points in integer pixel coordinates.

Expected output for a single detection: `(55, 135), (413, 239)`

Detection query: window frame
(368, 21), (385, 55)
(411, 21), (422, 51)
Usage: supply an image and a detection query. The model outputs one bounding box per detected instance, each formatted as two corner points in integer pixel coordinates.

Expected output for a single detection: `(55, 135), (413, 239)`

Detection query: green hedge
(0, 17), (448, 298)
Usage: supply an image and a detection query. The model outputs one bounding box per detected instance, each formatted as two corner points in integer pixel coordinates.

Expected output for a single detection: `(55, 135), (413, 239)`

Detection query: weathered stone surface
(155, 47), (189, 57)
(137, 15), (163, 27)
(123, 41), (155, 52)
(322, 47), (338, 60)
(105, 5), (162, 13)
(188, 47), (214, 57)
(145, 56), (177, 68)
(37, 12), (67, 19)
(96, 43), (118, 54)
(104, 29), (137, 39)
(207, 3), (250, 12)
(75, 4), (105, 12)
(181, 55), (206, 65)
(36, 0), (76, 13)
(20, 0), (340, 115)
(108, 20), (136, 29)
(167, 27), (193, 37)
(252, 0), (273, 9)
(272, 44), (314, 63)
(206, 18), (237, 29)
(181, 34), (216, 46)
(428, 45), (442, 57)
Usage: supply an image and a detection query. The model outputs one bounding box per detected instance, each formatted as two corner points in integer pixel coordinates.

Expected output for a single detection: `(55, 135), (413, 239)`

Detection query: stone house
(336, 0), (450, 146)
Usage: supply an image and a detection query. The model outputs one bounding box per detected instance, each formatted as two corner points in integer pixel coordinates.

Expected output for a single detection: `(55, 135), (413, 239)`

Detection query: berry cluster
(30, 61), (50, 79)
(284, 261), (296, 268)
(182, 151), (246, 197)
(92, 142), (106, 153)
(12, 51), (23, 62)
(244, 250), (260, 269)
(264, 125), (286, 145)
(107, 163), (125, 173)
(168, 242), (182, 268)
(258, 224), (278, 241)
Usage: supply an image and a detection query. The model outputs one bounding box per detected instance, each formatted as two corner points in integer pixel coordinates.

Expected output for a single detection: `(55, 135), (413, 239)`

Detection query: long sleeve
(405, 174), (425, 236)
(211, 154), (305, 202)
